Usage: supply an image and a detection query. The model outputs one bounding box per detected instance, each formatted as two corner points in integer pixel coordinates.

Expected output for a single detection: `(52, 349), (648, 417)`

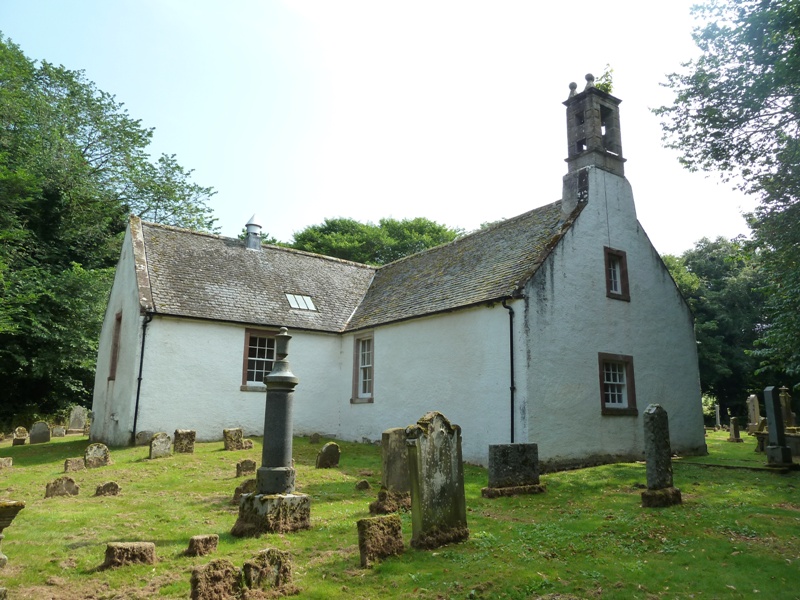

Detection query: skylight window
(285, 293), (316, 311)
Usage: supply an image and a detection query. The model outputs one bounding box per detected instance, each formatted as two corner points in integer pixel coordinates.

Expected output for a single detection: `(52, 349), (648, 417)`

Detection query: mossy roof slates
(140, 222), (375, 332)
(344, 200), (568, 330)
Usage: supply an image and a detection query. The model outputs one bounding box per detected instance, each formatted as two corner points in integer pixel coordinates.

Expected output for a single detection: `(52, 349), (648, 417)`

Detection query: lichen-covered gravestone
(0, 458), (11, 470)
(11, 427), (26, 446)
(746, 394), (761, 433)
(134, 430), (154, 446)
(185, 534), (218, 557)
(640, 404), (682, 508)
(84, 443), (111, 468)
(173, 429), (196, 453)
(223, 428), (245, 451)
(51, 425), (66, 437)
(149, 432), (172, 459)
(95, 482), (121, 497)
(242, 548), (293, 591)
(237, 459), (257, 477)
(45, 477), (80, 498)
(64, 458), (85, 473)
(190, 558), (242, 600)
(481, 443), (546, 498)
(102, 542), (156, 568)
(406, 411), (469, 549)
(29, 421), (51, 444)
(67, 406), (88, 434)
(315, 442), (340, 468)
(727, 417), (744, 443)
(357, 514), (404, 567)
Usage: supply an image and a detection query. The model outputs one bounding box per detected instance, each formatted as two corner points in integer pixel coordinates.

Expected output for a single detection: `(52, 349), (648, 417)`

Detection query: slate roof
(131, 199), (580, 333)
(133, 218), (375, 333)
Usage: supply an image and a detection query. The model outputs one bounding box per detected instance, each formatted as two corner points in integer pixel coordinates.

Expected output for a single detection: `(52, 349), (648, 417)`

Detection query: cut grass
(0, 430), (798, 599)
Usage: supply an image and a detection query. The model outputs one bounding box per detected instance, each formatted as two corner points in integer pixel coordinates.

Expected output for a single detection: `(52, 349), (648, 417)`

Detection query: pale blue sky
(0, 0), (754, 254)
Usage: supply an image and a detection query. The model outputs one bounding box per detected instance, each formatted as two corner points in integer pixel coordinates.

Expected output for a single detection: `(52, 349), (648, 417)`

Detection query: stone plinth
(231, 493), (311, 537)
(173, 429), (196, 453)
(482, 443), (546, 498)
(0, 500), (25, 568)
(406, 411), (469, 549)
(357, 514), (404, 567)
(641, 486), (683, 508)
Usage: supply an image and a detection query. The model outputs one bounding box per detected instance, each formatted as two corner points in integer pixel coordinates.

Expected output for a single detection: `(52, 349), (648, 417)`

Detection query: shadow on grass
(0, 438), (91, 467)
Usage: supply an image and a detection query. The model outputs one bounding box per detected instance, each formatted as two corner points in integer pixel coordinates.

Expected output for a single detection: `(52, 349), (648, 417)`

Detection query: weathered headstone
(0, 458), (11, 470)
(714, 404), (721, 429)
(481, 443), (546, 498)
(29, 421), (51, 444)
(381, 428), (410, 493)
(174, 429), (196, 453)
(757, 416), (768, 432)
(779, 386), (796, 428)
(95, 482), (121, 496)
(242, 548), (293, 591)
(134, 430), (154, 446)
(45, 477), (80, 498)
(232, 478), (257, 505)
(51, 425), (66, 438)
(64, 458), (86, 473)
(149, 432), (172, 459)
(727, 417), (744, 443)
(355, 479), (371, 491)
(67, 406), (88, 434)
(232, 328), (311, 536)
(236, 459), (257, 478)
(223, 428), (245, 451)
(357, 514), (404, 567)
(764, 386), (793, 467)
(190, 559), (242, 600)
(746, 395), (761, 433)
(0, 500), (25, 568)
(84, 443), (111, 468)
(309, 432), (321, 444)
(640, 404), (682, 507)
(12, 427), (26, 446)
(315, 442), (340, 468)
(406, 411), (469, 549)
(102, 542), (156, 568)
(185, 534), (218, 557)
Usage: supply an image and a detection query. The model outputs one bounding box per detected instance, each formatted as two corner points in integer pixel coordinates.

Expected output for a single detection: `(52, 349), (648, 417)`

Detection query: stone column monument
(641, 404), (682, 508)
(764, 386), (794, 468)
(231, 328), (310, 536)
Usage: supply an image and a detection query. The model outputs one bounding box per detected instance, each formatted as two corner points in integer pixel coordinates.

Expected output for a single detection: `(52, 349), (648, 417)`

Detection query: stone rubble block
(102, 542), (156, 569)
(64, 458), (86, 473)
(242, 548), (293, 591)
(190, 558), (242, 600)
(185, 534), (219, 557)
(45, 477), (80, 498)
(236, 459), (257, 478)
(95, 482), (121, 497)
(173, 429), (196, 454)
(357, 514), (404, 568)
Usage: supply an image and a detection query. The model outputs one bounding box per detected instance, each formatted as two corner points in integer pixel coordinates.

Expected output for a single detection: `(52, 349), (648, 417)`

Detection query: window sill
(350, 397), (374, 404)
(602, 407), (638, 416)
(606, 292), (631, 302)
(240, 385), (266, 392)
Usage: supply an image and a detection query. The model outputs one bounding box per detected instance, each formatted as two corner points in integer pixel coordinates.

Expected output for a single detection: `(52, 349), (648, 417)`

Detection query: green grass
(1, 430), (799, 599)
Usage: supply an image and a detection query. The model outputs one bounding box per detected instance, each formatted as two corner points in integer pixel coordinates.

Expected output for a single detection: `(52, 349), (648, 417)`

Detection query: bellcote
(563, 74), (626, 177)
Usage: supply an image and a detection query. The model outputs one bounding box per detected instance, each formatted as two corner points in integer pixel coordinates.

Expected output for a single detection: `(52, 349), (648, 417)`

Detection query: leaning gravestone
(223, 428), (245, 451)
(315, 442), (340, 468)
(728, 417), (744, 443)
(149, 432), (172, 459)
(84, 443), (111, 468)
(406, 411), (469, 549)
(12, 427), (27, 446)
(45, 477), (80, 498)
(67, 406), (88, 434)
(641, 404), (682, 507)
(174, 429), (196, 453)
(29, 421), (51, 444)
(764, 386), (794, 468)
(481, 443), (546, 498)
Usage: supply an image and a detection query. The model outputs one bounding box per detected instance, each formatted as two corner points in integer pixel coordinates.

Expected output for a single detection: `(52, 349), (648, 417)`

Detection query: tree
(655, 0), (800, 376)
(0, 34), (217, 426)
(663, 237), (767, 417)
(289, 217), (462, 265)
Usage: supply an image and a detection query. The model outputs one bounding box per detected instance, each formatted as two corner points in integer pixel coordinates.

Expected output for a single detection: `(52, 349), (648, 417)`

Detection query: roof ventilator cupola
(245, 214), (262, 250)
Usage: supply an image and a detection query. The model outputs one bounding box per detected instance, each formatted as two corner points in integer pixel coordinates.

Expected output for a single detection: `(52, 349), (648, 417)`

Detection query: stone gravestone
(242, 548), (293, 591)
(64, 458), (85, 473)
(640, 404), (682, 508)
(223, 428), (245, 451)
(481, 443), (546, 498)
(173, 429), (196, 453)
(405, 411), (469, 549)
(357, 514), (404, 567)
(67, 406), (88, 434)
(45, 477), (80, 498)
(84, 443), (111, 468)
(764, 386), (793, 468)
(237, 459), (257, 477)
(315, 442), (340, 468)
(0, 458), (11, 470)
(29, 421), (51, 444)
(134, 431), (154, 446)
(51, 425), (66, 438)
(727, 417), (744, 443)
(12, 427), (27, 446)
(779, 386), (796, 428)
(746, 395), (761, 433)
(714, 404), (721, 429)
(149, 432), (172, 459)
(231, 328), (310, 537)
(381, 428), (410, 493)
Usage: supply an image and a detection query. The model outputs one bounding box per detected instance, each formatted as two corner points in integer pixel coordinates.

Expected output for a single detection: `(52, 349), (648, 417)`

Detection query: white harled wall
(523, 167), (706, 468)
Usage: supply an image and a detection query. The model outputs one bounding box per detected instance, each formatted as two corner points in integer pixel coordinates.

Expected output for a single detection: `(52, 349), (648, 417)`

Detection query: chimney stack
(245, 214), (262, 250)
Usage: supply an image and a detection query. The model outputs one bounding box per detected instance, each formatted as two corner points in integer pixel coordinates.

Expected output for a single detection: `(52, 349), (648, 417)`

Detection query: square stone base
(480, 483), (546, 498)
(766, 445), (794, 468)
(641, 486), (682, 508)
(231, 493), (310, 537)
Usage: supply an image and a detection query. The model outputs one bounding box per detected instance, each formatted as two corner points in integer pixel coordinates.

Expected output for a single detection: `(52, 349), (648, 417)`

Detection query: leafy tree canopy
(655, 0), (800, 377)
(0, 34), (217, 426)
(289, 217), (462, 265)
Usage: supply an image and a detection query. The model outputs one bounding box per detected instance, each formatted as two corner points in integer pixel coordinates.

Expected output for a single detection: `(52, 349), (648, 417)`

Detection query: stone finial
(584, 73), (595, 90)
(567, 81), (578, 98)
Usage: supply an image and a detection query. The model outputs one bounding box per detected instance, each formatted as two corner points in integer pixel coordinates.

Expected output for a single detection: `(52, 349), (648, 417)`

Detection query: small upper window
(604, 247), (630, 301)
(285, 294), (316, 311)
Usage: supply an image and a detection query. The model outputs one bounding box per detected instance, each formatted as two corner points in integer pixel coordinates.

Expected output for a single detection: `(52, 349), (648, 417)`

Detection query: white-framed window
(243, 329), (276, 386)
(285, 293), (316, 311)
(352, 333), (374, 403)
(598, 353), (637, 415)
(604, 247), (630, 301)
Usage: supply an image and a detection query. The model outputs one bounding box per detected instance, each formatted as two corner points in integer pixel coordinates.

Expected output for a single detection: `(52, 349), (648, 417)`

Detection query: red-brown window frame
(598, 352), (638, 416)
(604, 247), (630, 301)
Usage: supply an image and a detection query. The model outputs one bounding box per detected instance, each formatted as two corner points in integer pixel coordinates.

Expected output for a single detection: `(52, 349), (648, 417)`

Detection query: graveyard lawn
(0, 431), (798, 599)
